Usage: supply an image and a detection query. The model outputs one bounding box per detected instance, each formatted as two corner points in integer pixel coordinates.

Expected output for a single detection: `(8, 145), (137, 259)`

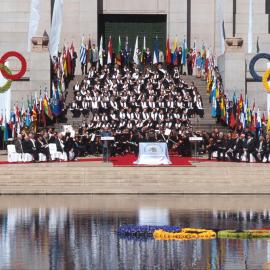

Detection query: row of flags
(79, 35), (208, 67)
(0, 84), (64, 141)
(208, 70), (270, 134)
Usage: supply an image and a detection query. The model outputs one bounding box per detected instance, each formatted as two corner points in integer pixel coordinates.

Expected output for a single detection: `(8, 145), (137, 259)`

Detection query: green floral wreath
(0, 64), (12, 93)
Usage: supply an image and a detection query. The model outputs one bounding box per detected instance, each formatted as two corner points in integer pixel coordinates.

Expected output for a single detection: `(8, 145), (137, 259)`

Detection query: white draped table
(134, 142), (172, 165)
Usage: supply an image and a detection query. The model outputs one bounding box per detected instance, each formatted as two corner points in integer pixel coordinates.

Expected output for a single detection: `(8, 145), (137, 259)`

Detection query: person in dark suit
(64, 132), (75, 161)
(245, 133), (259, 163)
(36, 134), (50, 161)
(216, 132), (227, 161)
(256, 135), (267, 162)
(55, 133), (65, 153)
(232, 133), (245, 161)
(14, 134), (23, 153)
(22, 135), (38, 161)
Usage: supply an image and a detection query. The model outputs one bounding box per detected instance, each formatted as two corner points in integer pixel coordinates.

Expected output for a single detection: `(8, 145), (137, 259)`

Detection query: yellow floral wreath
(153, 228), (216, 241)
(262, 68), (270, 93)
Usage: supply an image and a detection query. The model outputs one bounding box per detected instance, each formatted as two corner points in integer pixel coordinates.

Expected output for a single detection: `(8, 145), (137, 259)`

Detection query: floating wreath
(153, 228), (216, 240)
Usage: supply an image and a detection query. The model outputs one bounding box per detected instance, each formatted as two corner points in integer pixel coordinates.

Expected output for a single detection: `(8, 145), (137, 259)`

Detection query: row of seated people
(206, 129), (270, 163)
(9, 131), (78, 162)
(69, 64), (204, 124)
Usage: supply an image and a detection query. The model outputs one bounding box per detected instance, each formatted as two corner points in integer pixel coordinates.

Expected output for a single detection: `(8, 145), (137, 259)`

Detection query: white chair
(49, 144), (60, 161)
(49, 143), (67, 161)
(7, 145), (22, 163)
(242, 151), (255, 163)
(22, 153), (33, 162)
(212, 151), (218, 158)
(39, 153), (47, 162)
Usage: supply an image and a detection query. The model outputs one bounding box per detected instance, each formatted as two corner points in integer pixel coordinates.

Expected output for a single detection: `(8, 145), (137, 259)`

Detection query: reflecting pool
(0, 195), (270, 270)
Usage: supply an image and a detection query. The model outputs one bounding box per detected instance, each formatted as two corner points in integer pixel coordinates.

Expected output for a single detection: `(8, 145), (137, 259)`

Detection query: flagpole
(248, 0), (253, 53)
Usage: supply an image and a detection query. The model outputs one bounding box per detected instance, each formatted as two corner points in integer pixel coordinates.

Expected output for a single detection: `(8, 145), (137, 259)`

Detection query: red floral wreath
(0, 51), (27, 81)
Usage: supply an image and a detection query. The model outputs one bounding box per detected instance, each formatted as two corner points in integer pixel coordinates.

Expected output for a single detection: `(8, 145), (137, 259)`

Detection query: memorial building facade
(0, 0), (270, 110)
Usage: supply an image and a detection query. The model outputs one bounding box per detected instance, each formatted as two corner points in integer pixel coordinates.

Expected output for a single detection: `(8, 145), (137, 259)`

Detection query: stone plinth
(218, 38), (246, 98)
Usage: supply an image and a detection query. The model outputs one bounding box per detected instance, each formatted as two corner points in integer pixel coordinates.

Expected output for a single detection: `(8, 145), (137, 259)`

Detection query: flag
(80, 39), (87, 65)
(66, 48), (72, 76)
(211, 86), (217, 117)
(116, 36), (122, 65)
(51, 85), (62, 116)
(133, 36), (140, 65)
(28, 0), (40, 52)
(4, 115), (9, 142)
(239, 94), (244, 111)
(257, 108), (262, 131)
(43, 95), (53, 120)
(141, 36), (146, 63)
(25, 108), (31, 127)
(32, 102), (38, 122)
(182, 38), (187, 65)
(230, 111), (236, 129)
(165, 38), (171, 64)
(99, 35), (103, 67)
(172, 37), (178, 65)
(250, 114), (256, 132)
(220, 96), (226, 121)
(63, 47), (68, 77)
(49, 0), (64, 58)
(107, 36), (113, 64)
(153, 36), (159, 65)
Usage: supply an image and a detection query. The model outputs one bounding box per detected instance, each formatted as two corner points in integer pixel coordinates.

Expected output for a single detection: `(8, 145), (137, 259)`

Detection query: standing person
(91, 44), (99, 67)
(100, 127), (112, 162)
(177, 47), (183, 75)
(187, 52), (193, 76)
(145, 48), (152, 66)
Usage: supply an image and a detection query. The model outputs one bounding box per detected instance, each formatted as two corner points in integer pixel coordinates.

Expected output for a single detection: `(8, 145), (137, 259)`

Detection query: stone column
(30, 35), (51, 97)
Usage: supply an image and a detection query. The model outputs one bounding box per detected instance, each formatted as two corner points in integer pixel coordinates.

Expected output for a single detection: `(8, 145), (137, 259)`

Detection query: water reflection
(0, 197), (270, 269)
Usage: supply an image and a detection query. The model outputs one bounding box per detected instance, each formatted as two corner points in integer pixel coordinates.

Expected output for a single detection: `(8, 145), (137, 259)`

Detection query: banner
(49, 0), (64, 58)
(27, 0), (40, 52)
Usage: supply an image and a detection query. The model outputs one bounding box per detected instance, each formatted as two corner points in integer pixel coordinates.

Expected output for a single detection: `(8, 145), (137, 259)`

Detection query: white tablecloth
(134, 142), (172, 165)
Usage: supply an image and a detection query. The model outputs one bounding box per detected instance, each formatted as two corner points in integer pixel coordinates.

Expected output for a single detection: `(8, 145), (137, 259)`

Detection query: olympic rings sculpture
(262, 68), (270, 93)
(0, 51), (27, 93)
(249, 53), (270, 82)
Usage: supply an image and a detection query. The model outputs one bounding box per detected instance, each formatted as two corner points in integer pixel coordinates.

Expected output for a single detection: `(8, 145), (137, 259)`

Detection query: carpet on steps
(0, 155), (211, 167)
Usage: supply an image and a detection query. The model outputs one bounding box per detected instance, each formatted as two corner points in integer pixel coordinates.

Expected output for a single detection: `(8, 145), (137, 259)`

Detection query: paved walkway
(0, 159), (269, 194)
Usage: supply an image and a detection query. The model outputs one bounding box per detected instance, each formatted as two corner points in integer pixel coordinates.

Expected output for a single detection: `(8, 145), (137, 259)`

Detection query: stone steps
(0, 162), (269, 194)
